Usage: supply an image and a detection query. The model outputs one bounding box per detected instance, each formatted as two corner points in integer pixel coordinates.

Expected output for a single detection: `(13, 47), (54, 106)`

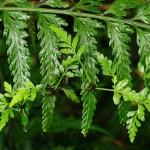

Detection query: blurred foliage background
(0, 0), (150, 150)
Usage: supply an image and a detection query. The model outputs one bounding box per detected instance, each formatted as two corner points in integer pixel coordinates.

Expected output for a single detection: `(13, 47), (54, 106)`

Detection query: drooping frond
(42, 95), (56, 132)
(74, 17), (104, 84)
(3, 11), (30, 89)
(37, 13), (67, 131)
(136, 29), (150, 88)
(107, 22), (133, 84)
(81, 89), (97, 137)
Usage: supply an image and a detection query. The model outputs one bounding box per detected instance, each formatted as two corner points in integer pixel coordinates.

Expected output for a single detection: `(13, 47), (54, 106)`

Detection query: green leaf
(62, 88), (80, 103)
(72, 36), (78, 50)
(74, 17), (104, 84)
(3, 11), (30, 89)
(42, 0), (68, 8)
(65, 72), (74, 78)
(63, 58), (77, 66)
(133, 5), (150, 24)
(107, 22), (134, 85)
(60, 49), (74, 55)
(38, 13), (67, 87)
(4, 82), (12, 94)
(42, 95), (56, 132)
(81, 89), (97, 136)
(115, 79), (128, 91)
(72, 0), (102, 13)
(113, 92), (121, 105)
(96, 52), (114, 76)
(76, 46), (84, 59)
(0, 109), (12, 131)
(136, 29), (150, 88)
(105, 0), (141, 17)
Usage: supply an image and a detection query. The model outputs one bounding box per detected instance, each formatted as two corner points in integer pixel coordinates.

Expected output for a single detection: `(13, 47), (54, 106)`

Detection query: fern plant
(0, 0), (150, 146)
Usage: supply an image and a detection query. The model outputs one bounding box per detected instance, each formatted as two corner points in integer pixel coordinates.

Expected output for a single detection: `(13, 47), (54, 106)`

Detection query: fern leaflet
(38, 13), (67, 131)
(81, 89), (96, 137)
(3, 11), (30, 89)
(137, 28), (150, 88)
(42, 95), (56, 132)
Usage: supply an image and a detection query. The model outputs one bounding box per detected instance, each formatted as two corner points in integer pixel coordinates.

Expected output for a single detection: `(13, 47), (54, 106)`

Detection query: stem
(78, 59), (91, 82)
(54, 67), (69, 90)
(95, 87), (121, 93)
(95, 87), (114, 92)
(0, 7), (150, 29)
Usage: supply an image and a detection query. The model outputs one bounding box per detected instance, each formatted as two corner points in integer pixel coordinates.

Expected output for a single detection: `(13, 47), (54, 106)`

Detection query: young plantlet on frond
(51, 26), (98, 136)
(0, 81), (42, 131)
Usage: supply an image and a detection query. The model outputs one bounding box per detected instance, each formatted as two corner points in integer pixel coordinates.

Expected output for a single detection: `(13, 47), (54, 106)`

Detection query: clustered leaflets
(0, 81), (42, 131)
(1, 0), (150, 144)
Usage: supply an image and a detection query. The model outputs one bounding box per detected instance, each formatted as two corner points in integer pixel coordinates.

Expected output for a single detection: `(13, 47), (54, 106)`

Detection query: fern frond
(38, 13), (67, 87)
(42, 95), (56, 132)
(107, 22), (133, 84)
(74, 17), (104, 84)
(71, 0), (102, 13)
(105, 0), (142, 17)
(136, 28), (150, 88)
(3, 11), (30, 89)
(0, 109), (13, 131)
(133, 5), (150, 24)
(40, 0), (68, 8)
(126, 104), (145, 143)
(96, 52), (115, 76)
(38, 13), (67, 131)
(81, 89), (97, 136)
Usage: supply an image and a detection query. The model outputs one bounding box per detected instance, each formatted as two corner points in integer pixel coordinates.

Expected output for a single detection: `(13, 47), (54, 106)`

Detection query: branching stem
(0, 7), (150, 29)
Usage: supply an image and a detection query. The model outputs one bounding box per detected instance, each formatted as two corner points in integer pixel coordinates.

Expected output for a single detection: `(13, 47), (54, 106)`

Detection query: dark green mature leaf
(133, 5), (150, 24)
(96, 52), (115, 76)
(71, 0), (102, 13)
(38, 13), (67, 87)
(105, 0), (142, 17)
(137, 28), (150, 88)
(107, 22), (134, 84)
(41, 0), (68, 8)
(62, 88), (80, 103)
(74, 17), (104, 84)
(81, 89), (97, 136)
(42, 95), (56, 132)
(3, 11), (30, 89)
(38, 13), (67, 132)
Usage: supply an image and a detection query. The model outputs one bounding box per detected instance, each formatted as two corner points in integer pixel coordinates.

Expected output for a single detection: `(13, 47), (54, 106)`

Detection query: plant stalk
(0, 7), (150, 29)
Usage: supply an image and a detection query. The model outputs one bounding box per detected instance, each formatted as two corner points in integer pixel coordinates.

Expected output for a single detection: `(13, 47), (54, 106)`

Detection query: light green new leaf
(77, 46), (84, 59)
(62, 88), (80, 103)
(113, 92), (121, 105)
(72, 36), (78, 50)
(65, 72), (74, 78)
(4, 82), (13, 94)
(60, 49), (74, 54)
(63, 58), (77, 66)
